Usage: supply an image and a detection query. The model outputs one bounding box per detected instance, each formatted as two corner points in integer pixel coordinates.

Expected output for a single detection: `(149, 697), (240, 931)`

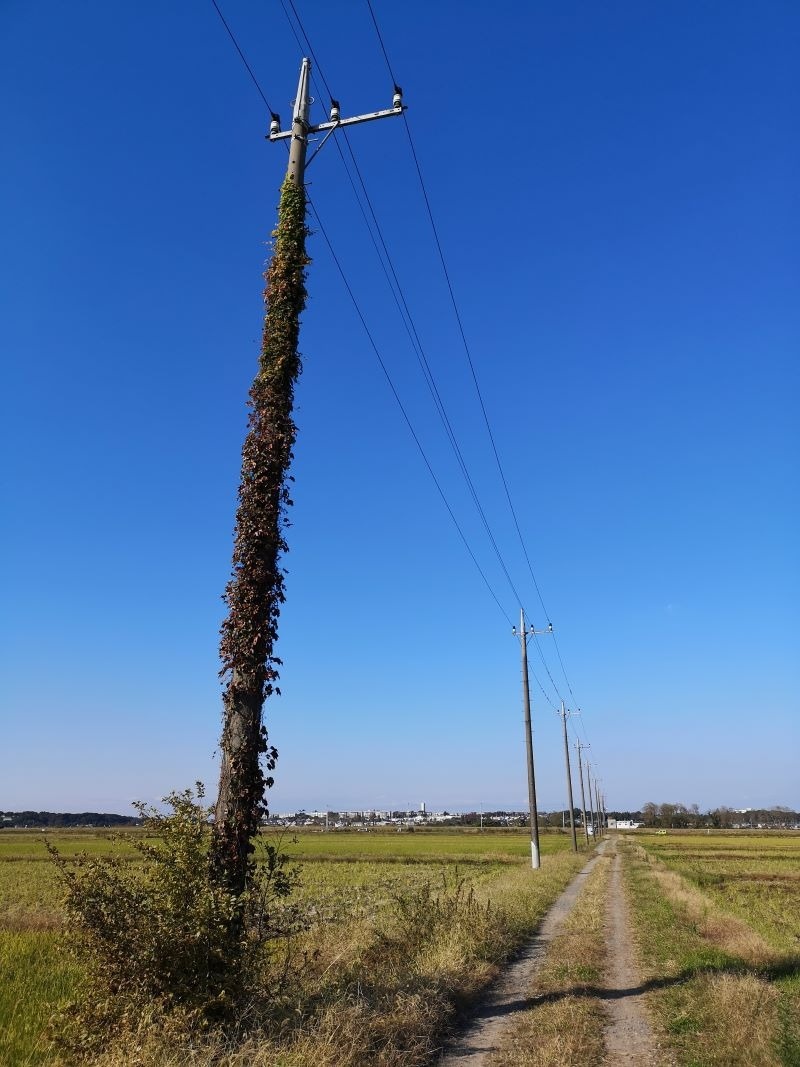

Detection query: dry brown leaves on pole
(213, 177), (309, 897)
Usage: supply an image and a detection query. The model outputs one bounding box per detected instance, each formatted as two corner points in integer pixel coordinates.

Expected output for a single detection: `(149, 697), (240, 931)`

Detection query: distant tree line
(1, 811), (141, 828)
(609, 803), (799, 829)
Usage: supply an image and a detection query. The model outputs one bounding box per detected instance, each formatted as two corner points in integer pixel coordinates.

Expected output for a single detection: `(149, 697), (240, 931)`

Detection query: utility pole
(512, 610), (552, 870)
(575, 740), (590, 847)
(269, 58), (404, 186)
(212, 56), (403, 895)
(590, 775), (598, 839)
(586, 761), (597, 839)
(593, 778), (603, 838)
(559, 702), (578, 852)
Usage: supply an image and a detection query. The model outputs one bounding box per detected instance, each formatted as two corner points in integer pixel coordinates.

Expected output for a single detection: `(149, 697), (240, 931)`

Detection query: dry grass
(670, 971), (783, 1067)
(488, 854), (610, 1067)
(13, 834), (586, 1067)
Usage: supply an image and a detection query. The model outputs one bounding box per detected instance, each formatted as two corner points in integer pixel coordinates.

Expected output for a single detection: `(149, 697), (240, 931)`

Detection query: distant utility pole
(559, 702), (578, 852)
(593, 778), (603, 838)
(575, 740), (590, 847)
(269, 57), (404, 186)
(586, 761), (597, 839)
(512, 610), (552, 870)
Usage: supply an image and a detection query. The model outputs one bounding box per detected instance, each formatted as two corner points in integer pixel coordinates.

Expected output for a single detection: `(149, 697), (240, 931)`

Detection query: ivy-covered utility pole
(213, 60), (403, 897)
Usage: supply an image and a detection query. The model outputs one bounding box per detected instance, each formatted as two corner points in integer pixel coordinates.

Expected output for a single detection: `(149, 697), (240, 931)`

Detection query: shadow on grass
(464, 955), (800, 1022)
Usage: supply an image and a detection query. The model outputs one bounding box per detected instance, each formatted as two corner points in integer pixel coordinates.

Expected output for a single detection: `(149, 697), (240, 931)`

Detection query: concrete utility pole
(575, 740), (590, 847)
(593, 778), (603, 838)
(559, 702), (578, 852)
(270, 58), (404, 185)
(586, 761), (597, 839)
(213, 57), (404, 899)
(512, 610), (552, 870)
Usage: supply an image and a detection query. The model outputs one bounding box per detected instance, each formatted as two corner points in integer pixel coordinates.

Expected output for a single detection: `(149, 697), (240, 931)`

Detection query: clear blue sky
(2, 1), (797, 816)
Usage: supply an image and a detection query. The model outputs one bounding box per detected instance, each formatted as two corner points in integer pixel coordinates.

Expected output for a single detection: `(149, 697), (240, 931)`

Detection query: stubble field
(0, 826), (584, 1066)
(3, 828), (798, 1066)
(624, 831), (800, 1066)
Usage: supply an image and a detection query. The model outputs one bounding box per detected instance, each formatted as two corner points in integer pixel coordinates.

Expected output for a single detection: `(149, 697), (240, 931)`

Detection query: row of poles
(515, 608), (607, 869)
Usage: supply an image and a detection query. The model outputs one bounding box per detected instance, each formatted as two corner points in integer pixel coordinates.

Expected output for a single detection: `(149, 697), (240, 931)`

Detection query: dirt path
(437, 840), (664, 1067)
(437, 845), (607, 1065)
(600, 844), (661, 1066)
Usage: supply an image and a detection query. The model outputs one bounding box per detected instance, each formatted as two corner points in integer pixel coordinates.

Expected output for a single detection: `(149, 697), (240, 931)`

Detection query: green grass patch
(0, 930), (78, 1065)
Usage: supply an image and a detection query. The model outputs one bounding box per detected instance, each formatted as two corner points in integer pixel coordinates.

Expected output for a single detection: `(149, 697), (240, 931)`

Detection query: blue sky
(2, 1), (797, 815)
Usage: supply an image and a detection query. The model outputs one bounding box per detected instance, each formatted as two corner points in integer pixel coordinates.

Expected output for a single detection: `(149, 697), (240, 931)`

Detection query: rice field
(625, 831), (800, 1066)
(634, 831), (800, 952)
(4, 828), (798, 1064)
(0, 827), (582, 1066)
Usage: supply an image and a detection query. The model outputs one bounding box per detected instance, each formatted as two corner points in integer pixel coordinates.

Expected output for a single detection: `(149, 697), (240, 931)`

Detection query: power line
(283, 0), (335, 101)
(307, 199), (514, 628)
(210, 0), (278, 117)
(277, 0), (308, 75)
(329, 163), (528, 604)
(303, 0), (567, 708)
(333, 136), (529, 606)
(364, 0), (577, 709)
(209, 1), (515, 627)
(365, 0), (399, 89)
(279, 0), (537, 615)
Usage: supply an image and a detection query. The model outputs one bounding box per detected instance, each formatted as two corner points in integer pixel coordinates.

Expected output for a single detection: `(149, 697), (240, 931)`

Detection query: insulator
(392, 89), (402, 109)
(330, 99), (340, 122)
(269, 114), (280, 137)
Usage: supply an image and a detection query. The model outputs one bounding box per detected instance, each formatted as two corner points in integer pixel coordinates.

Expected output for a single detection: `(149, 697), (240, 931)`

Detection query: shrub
(48, 785), (296, 1057)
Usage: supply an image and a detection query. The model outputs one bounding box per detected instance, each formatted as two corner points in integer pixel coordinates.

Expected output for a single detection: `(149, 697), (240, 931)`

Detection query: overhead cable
(364, 0), (580, 710)
(210, 0), (515, 628)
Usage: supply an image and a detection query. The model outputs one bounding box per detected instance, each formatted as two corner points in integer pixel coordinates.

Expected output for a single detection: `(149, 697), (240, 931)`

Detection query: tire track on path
(437, 843), (608, 1065)
(600, 843), (661, 1066)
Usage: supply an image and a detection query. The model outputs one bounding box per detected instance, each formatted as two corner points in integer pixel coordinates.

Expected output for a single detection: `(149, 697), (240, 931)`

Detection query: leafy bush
(48, 785), (297, 1056)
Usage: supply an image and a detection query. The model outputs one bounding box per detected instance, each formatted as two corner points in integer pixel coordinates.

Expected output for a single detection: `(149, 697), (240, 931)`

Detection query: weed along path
(438, 843), (609, 1066)
(600, 843), (660, 1067)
